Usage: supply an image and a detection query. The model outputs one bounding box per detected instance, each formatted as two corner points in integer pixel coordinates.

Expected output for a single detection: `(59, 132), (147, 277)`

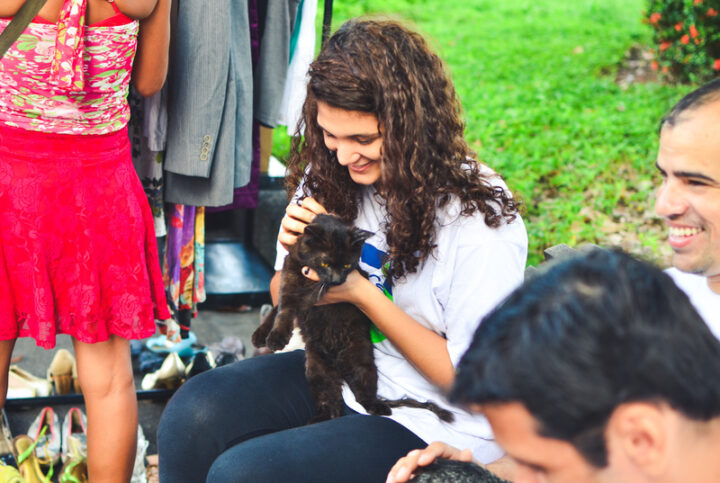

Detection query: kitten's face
(297, 214), (372, 286)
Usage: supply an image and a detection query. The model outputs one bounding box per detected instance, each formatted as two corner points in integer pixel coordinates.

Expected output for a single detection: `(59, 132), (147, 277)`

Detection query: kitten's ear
(351, 228), (373, 248)
(303, 223), (324, 240)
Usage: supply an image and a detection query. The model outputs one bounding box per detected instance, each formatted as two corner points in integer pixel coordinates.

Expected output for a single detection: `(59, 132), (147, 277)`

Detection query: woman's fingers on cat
(279, 210), (309, 249)
(278, 229), (298, 250)
(281, 213), (307, 236)
(279, 199), (328, 249)
(298, 197), (327, 216)
(386, 443), (472, 483)
(301, 266), (320, 282)
(285, 198), (325, 225)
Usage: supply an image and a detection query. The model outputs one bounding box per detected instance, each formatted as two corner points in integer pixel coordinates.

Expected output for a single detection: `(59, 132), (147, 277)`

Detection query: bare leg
(0, 340), (16, 409)
(73, 335), (136, 483)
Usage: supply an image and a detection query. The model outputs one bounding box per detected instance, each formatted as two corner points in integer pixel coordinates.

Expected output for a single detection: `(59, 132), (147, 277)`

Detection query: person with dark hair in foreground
(410, 459), (509, 483)
(389, 248), (720, 482)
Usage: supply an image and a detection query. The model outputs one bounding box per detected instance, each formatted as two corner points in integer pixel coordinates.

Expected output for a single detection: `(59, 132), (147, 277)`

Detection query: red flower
(690, 25), (698, 38)
(659, 41), (672, 51)
(694, 0), (702, 5)
(675, 22), (683, 31)
(714, 59), (720, 70)
(708, 8), (718, 16)
(651, 61), (659, 71)
(649, 12), (662, 24)
(681, 34), (690, 44)
(662, 66), (669, 74)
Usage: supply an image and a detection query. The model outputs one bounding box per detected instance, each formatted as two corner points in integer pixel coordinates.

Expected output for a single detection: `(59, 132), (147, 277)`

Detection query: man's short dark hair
(450, 249), (720, 468)
(410, 459), (509, 483)
(660, 77), (720, 131)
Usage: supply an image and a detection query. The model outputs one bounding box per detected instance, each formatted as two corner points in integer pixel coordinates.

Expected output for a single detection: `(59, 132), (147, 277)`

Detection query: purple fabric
(164, 204), (196, 297)
(206, 0), (262, 213)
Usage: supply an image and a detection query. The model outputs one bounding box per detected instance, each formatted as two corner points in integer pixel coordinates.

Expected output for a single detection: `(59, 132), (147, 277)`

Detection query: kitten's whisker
(316, 282), (329, 302)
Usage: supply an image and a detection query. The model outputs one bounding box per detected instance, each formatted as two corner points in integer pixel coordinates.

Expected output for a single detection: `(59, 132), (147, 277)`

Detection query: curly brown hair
(286, 18), (519, 281)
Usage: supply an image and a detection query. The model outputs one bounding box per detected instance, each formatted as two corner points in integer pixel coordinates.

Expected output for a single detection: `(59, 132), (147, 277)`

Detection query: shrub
(645, 0), (720, 82)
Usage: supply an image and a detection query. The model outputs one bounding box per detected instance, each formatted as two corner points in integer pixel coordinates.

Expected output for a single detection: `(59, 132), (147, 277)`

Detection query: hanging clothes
(128, 87), (167, 237)
(163, 205), (206, 318)
(206, 0), (263, 213)
(277, 0), (318, 135)
(163, 0), (300, 207)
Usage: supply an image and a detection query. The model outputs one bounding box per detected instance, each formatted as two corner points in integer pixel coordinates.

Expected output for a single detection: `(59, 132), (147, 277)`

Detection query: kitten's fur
(252, 214), (454, 423)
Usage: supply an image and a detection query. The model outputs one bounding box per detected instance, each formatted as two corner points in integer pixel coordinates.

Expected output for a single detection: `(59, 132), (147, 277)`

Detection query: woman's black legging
(157, 350), (427, 482)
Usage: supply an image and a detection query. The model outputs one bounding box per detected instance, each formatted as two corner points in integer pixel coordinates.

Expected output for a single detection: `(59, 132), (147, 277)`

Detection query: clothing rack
(202, 0), (334, 309)
(322, 0), (333, 46)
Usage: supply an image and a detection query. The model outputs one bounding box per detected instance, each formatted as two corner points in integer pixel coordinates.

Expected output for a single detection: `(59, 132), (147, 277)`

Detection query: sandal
(12, 428), (53, 483)
(0, 462), (24, 483)
(59, 457), (88, 483)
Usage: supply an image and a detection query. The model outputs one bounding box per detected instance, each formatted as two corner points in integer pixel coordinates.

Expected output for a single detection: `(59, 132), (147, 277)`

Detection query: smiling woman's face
(317, 101), (383, 186)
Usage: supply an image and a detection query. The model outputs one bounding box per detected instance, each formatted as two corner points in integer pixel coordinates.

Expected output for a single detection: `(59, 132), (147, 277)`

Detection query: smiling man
(449, 249), (720, 483)
(655, 78), (720, 338)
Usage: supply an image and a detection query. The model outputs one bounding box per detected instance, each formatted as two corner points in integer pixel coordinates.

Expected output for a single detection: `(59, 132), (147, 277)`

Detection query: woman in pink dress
(0, 0), (171, 480)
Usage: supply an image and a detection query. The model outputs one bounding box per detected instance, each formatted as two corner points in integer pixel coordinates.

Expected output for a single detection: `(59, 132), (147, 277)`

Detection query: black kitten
(252, 214), (454, 423)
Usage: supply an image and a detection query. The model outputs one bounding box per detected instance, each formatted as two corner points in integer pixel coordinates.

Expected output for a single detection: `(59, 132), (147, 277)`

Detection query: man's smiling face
(654, 98), (720, 291)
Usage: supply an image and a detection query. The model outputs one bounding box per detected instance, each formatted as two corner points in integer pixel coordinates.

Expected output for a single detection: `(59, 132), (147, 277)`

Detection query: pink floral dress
(0, 0), (170, 348)
(0, 0), (137, 134)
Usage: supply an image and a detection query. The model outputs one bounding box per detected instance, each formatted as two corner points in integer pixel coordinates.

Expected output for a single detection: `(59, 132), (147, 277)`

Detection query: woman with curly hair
(158, 18), (527, 482)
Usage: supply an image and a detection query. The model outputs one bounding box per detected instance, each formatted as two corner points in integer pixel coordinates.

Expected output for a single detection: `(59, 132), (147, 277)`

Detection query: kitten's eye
(344, 264), (351, 269)
(320, 262), (328, 268)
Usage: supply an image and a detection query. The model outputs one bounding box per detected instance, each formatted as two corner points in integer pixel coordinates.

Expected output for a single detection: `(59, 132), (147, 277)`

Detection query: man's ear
(606, 402), (669, 479)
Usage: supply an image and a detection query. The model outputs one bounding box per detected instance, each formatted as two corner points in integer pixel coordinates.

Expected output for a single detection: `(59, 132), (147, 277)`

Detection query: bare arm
(269, 271), (281, 305)
(130, 0), (170, 97)
(112, 0), (158, 20)
(0, 0), (26, 17)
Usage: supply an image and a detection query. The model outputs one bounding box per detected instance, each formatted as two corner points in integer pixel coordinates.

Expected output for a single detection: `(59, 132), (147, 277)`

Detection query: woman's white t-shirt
(275, 173), (528, 463)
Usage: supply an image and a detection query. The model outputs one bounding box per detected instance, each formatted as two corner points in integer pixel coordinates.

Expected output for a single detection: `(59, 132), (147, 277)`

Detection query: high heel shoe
(184, 350), (216, 379)
(12, 430), (53, 483)
(141, 353), (185, 390)
(9, 366), (52, 398)
(47, 349), (80, 395)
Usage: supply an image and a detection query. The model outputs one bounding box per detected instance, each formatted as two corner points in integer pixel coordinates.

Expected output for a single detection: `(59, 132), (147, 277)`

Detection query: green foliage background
(274, 0), (695, 266)
(646, 0), (720, 83)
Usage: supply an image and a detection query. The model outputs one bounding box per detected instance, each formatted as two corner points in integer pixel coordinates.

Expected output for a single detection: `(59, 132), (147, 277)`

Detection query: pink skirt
(0, 125), (170, 348)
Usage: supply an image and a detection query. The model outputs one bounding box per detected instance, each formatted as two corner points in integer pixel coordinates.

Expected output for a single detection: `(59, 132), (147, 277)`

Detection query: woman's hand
(278, 197), (326, 250)
(385, 442), (473, 483)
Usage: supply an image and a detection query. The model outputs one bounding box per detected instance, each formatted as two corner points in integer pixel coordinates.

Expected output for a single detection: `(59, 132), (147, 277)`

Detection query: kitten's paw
(251, 326), (270, 348)
(266, 330), (290, 351)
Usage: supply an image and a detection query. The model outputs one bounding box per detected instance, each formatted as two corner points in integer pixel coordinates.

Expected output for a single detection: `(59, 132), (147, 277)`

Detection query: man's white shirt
(666, 267), (720, 340)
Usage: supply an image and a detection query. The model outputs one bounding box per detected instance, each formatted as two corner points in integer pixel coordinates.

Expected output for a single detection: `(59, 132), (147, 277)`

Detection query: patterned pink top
(0, 0), (138, 135)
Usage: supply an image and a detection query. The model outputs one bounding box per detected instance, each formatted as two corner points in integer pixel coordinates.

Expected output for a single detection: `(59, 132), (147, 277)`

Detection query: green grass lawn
(274, 0), (695, 266)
